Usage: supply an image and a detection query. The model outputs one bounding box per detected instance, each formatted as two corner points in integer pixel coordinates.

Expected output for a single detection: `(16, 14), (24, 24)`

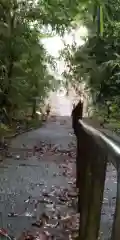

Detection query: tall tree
(0, 0), (56, 121)
(61, 0), (120, 119)
(0, 0), (107, 122)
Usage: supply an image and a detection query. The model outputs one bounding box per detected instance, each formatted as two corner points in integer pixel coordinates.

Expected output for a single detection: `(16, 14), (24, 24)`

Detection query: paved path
(0, 117), (77, 240)
(0, 116), (117, 240)
(11, 117), (73, 150)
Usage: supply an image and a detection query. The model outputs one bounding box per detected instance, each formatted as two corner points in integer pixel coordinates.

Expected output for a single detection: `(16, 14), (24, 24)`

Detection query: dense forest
(61, 0), (120, 123)
(0, 0), (81, 134)
(0, 0), (118, 135)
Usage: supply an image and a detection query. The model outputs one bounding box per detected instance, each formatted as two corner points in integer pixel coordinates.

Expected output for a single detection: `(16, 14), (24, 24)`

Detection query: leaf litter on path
(15, 141), (78, 240)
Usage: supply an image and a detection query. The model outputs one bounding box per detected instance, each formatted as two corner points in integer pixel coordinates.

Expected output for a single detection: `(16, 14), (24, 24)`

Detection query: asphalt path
(0, 117), (117, 240)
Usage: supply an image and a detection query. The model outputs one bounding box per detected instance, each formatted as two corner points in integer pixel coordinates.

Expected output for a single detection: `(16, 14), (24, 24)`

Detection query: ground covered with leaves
(0, 117), (79, 240)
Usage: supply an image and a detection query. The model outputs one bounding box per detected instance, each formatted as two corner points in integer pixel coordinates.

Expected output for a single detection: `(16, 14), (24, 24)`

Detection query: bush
(27, 119), (42, 129)
(0, 123), (11, 137)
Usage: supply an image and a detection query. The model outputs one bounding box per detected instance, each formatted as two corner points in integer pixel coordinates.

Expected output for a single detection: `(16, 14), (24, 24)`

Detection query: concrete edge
(5, 124), (44, 140)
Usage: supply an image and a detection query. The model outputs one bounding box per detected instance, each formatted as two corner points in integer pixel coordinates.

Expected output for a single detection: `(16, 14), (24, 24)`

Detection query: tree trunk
(4, 12), (15, 123)
(32, 100), (36, 118)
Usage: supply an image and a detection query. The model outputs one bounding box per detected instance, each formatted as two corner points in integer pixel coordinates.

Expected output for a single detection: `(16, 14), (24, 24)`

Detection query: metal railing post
(85, 153), (107, 240)
(77, 137), (92, 240)
(77, 133), (107, 240)
(78, 161), (93, 240)
(72, 101), (120, 240)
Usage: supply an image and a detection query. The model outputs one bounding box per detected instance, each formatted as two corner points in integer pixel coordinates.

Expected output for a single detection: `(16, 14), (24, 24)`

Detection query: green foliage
(61, 0), (120, 120)
(0, 0), (110, 131)
(0, 0), (60, 123)
(27, 119), (42, 129)
(0, 123), (11, 138)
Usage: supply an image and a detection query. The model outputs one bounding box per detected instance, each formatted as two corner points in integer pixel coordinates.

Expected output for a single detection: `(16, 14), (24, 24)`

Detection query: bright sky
(42, 26), (88, 116)
(42, 26), (87, 74)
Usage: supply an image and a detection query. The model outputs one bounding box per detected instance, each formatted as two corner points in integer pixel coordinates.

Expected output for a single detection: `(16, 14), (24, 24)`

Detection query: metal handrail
(79, 120), (120, 168)
(75, 119), (120, 240)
